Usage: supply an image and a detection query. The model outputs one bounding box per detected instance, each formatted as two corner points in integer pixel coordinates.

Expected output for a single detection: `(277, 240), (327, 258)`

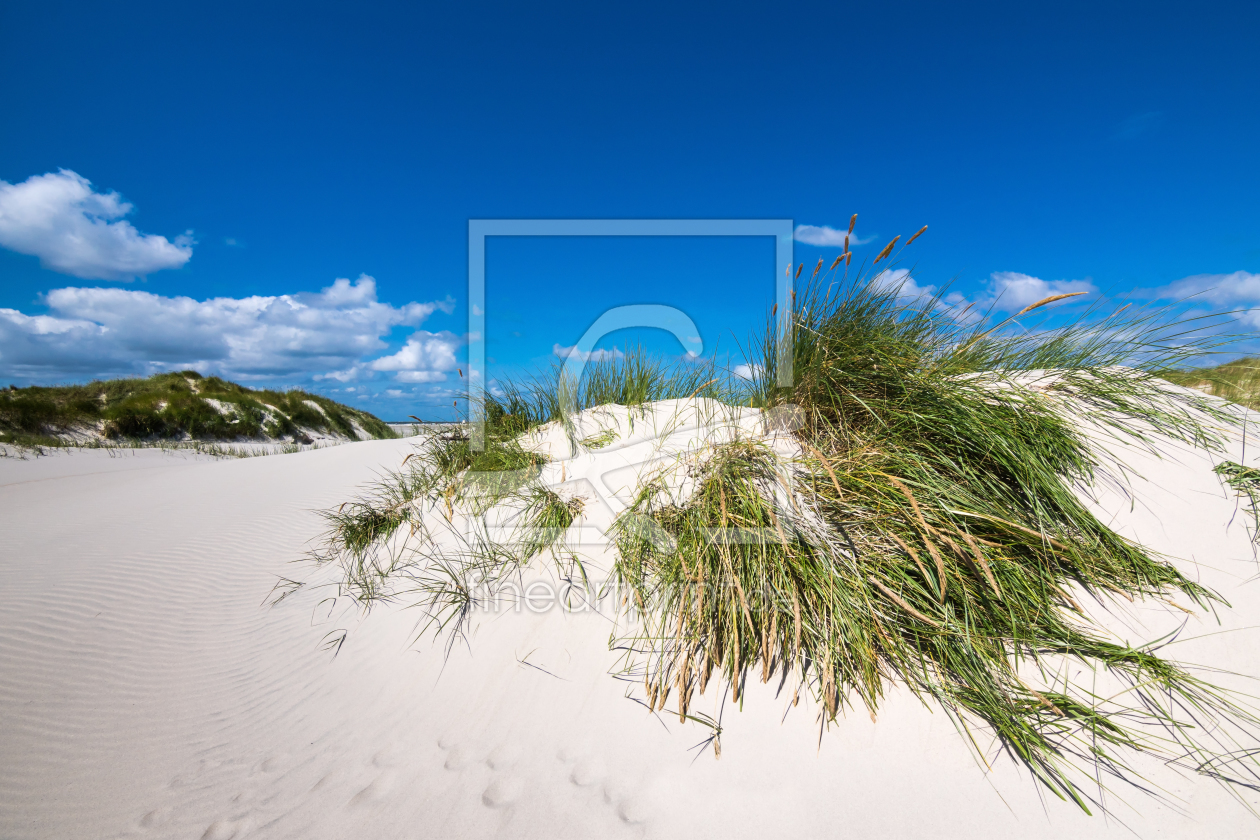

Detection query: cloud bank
(0, 170), (193, 280)
(0, 275), (456, 382)
(984, 272), (1096, 312)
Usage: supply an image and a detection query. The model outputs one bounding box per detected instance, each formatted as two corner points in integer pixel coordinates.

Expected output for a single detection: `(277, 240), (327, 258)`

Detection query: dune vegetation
(305, 237), (1260, 814)
(1163, 357), (1260, 411)
(0, 370), (394, 447)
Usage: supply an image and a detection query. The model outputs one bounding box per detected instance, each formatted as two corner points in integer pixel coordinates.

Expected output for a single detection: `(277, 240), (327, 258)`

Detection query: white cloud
(793, 224), (875, 248)
(732, 363), (762, 380)
(369, 330), (461, 380)
(872, 268), (938, 299)
(553, 343), (625, 362)
(868, 269), (976, 321)
(984, 271), (1095, 312)
(0, 170), (193, 280)
(0, 274), (456, 381)
(1163, 271), (1260, 307)
(1158, 271), (1260, 328)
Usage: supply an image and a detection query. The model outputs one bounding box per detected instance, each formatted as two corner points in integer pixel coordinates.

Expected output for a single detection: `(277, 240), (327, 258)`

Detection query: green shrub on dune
(0, 371), (395, 445)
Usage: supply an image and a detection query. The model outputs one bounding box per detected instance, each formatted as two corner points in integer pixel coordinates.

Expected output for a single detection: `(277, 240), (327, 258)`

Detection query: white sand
(2, 400), (1259, 839)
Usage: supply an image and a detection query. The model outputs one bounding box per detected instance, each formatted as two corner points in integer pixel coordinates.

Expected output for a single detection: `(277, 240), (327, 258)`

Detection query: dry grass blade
(1013, 291), (1088, 318)
(867, 576), (940, 626)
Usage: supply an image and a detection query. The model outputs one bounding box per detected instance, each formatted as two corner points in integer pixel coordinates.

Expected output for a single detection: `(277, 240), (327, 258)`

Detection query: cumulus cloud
(553, 343), (625, 362)
(732, 363), (761, 380)
(872, 268), (939, 300)
(369, 331), (461, 379)
(1157, 271), (1260, 328)
(983, 272), (1095, 312)
(793, 224), (875, 248)
(0, 274), (456, 381)
(0, 170), (193, 280)
(869, 269), (973, 318)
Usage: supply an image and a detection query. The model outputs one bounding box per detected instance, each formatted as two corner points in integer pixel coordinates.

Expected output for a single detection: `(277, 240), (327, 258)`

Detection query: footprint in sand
(200, 817), (253, 840)
(310, 765), (348, 792)
(481, 775), (525, 808)
(444, 744), (477, 771)
(372, 744), (405, 768)
(257, 753), (290, 773)
(347, 770), (397, 807)
(570, 758), (607, 787)
(617, 797), (649, 825)
(485, 743), (522, 770)
(138, 807), (172, 829)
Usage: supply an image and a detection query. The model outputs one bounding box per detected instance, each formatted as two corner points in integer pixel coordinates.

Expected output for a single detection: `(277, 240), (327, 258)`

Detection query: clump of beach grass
(608, 251), (1258, 810)
(310, 420), (571, 614)
(304, 236), (1260, 814)
(485, 346), (729, 434)
(1215, 460), (1260, 540)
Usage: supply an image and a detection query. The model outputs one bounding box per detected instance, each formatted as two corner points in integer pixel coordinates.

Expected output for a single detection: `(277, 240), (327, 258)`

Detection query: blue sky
(1, 0), (1257, 420)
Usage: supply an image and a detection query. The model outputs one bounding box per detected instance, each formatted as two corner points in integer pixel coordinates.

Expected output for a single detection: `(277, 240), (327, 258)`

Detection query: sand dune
(2, 404), (1259, 839)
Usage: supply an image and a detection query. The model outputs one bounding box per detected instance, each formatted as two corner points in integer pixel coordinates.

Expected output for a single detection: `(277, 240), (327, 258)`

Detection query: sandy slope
(2, 405), (1259, 840)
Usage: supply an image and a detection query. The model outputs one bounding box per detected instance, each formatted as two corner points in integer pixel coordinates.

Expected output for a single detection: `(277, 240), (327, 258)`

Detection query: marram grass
(304, 251), (1260, 815)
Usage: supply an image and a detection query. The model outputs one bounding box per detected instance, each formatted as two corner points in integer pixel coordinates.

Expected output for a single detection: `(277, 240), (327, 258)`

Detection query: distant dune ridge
(0, 370), (395, 448)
